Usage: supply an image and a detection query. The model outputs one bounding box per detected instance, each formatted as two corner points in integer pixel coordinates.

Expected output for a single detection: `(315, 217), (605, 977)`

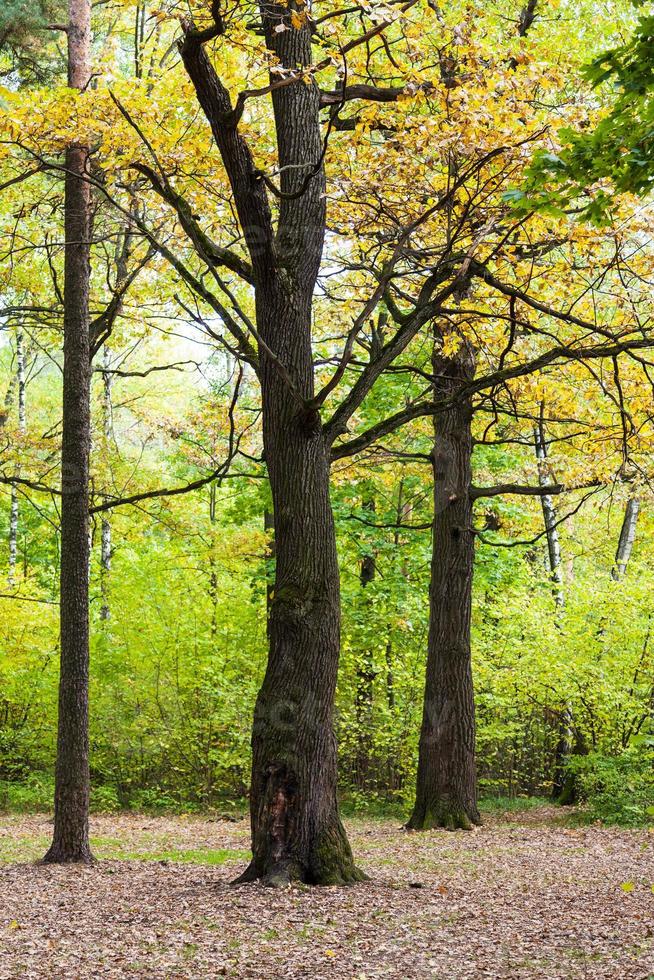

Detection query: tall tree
(43, 0), (93, 864)
(179, 5), (363, 886)
(407, 341), (480, 829)
(54, 0), (651, 872)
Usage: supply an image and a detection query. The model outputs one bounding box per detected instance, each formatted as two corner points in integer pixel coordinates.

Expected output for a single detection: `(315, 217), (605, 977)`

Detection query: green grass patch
(119, 847), (249, 865)
(478, 795), (550, 813)
(0, 831), (249, 866)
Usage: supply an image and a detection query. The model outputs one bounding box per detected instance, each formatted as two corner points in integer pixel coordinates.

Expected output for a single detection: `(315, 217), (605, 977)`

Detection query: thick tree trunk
(43, 0), (93, 864)
(181, 2), (361, 884)
(237, 286), (363, 886)
(264, 507), (275, 625)
(408, 345), (480, 831)
(611, 497), (639, 581)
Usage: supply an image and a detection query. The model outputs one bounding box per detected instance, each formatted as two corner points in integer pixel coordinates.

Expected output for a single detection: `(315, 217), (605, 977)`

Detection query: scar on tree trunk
(233, 762), (368, 887)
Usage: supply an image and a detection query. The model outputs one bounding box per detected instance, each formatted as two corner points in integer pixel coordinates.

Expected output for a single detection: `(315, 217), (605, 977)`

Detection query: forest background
(0, 0), (653, 833)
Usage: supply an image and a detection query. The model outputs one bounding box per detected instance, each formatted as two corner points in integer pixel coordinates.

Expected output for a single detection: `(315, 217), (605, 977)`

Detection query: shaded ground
(0, 807), (652, 978)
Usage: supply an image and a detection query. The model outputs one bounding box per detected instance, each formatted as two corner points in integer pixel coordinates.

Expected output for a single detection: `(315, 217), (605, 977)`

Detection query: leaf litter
(0, 808), (652, 978)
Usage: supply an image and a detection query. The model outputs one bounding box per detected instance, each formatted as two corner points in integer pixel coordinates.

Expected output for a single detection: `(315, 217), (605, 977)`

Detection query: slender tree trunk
(612, 497), (640, 581)
(8, 332), (26, 587)
(408, 345), (480, 831)
(355, 499), (376, 789)
(534, 416), (573, 799)
(43, 0), (93, 864)
(264, 507), (275, 626)
(100, 346), (112, 621)
(534, 419), (564, 609)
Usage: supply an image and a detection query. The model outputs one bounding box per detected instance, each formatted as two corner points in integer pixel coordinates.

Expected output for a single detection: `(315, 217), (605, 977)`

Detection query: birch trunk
(8, 332), (26, 587)
(611, 497), (640, 581)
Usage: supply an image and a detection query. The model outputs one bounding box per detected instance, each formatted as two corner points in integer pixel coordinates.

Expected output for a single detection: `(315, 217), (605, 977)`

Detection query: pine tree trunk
(407, 346), (480, 831)
(43, 0), (93, 864)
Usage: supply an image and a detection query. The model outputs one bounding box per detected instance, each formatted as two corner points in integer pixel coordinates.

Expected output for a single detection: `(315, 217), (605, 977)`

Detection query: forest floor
(0, 806), (652, 979)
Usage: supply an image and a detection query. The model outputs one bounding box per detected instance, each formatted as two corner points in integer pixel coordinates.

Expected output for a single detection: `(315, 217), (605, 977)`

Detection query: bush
(90, 784), (121, 813)
(570, 737), (654, 826)
(0, 774), (54, 812)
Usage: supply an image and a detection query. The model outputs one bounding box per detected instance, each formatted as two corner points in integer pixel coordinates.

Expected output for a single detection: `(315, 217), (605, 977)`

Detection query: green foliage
(118, 847), (249, 865)
(0, 0), (65, 81)
(508, 4), (654, 221)
(0, 774), (54, 812)
(570, 736), (654, 826)
(1, 462), (652, 823)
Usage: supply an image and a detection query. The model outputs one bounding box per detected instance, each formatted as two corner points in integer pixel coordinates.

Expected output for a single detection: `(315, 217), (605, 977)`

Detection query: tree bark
(264, 507), (275, 626)
(354, 499), (376, 789)
(407, 344), (481, 831)
(180, 2), (361, 884)
(534, 418), (564, 609)
(239, 285), (362, 885)
(611, 497), (639, 581)
(100, 346), (112, 621)
(8, 332), (26, 587)
(43, 0), (93, 864)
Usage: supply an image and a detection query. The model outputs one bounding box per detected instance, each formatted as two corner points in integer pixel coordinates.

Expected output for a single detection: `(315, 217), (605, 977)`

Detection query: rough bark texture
(181, 1), (361, 885)
(264, 507), (275, 624)
(408, 344), (481, 831)
(43, 0), (93, 865)
(240, 282), (362, 885)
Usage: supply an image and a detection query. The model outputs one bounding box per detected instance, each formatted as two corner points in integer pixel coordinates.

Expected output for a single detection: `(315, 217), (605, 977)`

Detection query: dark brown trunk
(355, 501), (376, 789)
(237, 285), (363, 886)
(180, 2), (361, 883)
(43, 0), (93, 864)
(407, 345), (480, 831)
